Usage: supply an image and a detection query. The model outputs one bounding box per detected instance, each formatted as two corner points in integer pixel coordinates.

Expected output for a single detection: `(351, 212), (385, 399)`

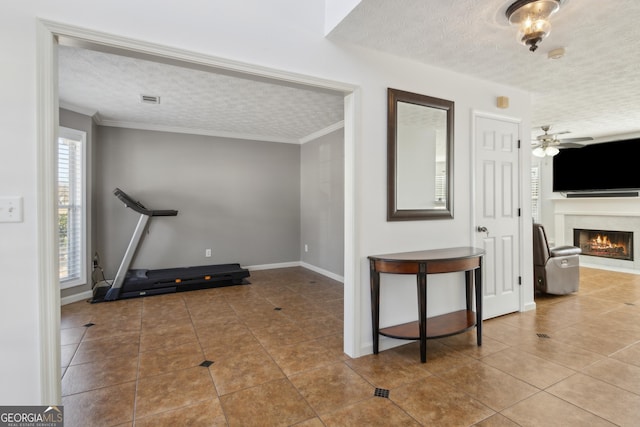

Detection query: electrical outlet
(304, 244), (308, 253)
(205, 248), (212, 257)
(0, 197), (23, 223)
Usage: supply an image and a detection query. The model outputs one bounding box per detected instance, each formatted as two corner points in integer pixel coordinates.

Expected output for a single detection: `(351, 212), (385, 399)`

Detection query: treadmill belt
(123, 263), (250, 292)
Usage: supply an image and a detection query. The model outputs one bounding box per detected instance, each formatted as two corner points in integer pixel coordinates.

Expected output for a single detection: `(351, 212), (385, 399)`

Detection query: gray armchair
(533, 223), (582, 295)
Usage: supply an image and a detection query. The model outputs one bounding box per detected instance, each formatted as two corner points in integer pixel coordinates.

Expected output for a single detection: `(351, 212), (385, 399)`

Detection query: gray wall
(95, 127), (301, 277)
(300, 129), (344, 276)
(59, 108), (97, 299)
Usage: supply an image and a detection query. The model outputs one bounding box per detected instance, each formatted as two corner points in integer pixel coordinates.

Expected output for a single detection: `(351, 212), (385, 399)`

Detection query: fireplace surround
(553, 197), (640, 272)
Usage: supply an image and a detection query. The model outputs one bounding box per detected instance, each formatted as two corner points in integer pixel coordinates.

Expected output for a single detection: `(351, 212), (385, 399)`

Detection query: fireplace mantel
(552, 196), (640, 271)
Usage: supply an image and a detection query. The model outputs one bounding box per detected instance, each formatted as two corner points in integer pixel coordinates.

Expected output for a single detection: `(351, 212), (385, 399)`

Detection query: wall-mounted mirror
(387, 88), (454, 220)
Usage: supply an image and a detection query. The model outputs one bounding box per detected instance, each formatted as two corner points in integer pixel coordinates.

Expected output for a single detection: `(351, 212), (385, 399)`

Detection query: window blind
(58, 130), (85, 285)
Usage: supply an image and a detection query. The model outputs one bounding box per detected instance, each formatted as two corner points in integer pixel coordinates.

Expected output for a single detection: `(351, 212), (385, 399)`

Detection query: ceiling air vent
(140, 94), (160, 105)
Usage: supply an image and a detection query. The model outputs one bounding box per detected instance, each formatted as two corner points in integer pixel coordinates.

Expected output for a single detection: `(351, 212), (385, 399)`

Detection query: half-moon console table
(368, 246), (485, 363)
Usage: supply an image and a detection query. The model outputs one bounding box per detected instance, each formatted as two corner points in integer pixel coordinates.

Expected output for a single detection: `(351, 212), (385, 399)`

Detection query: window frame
(531, 165), (540, 223)
(58, 126), (87, 289)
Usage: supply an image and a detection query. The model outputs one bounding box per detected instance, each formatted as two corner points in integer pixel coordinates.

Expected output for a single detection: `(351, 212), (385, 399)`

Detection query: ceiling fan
(531, 125), (593, 157)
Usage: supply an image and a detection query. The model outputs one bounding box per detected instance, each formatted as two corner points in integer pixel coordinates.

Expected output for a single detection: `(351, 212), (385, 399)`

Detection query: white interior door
(474, 114), (521, 319)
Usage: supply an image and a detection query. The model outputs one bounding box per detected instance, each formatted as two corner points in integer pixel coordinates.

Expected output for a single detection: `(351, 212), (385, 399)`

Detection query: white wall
(0, 0), (532, 404)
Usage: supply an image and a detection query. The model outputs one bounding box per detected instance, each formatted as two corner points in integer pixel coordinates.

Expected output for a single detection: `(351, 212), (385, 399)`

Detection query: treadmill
(92, 188), (250, 302)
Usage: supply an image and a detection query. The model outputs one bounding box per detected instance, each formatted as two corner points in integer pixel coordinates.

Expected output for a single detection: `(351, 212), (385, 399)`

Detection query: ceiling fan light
(532, 147), (546, 157)
(545, 146), (560, 156)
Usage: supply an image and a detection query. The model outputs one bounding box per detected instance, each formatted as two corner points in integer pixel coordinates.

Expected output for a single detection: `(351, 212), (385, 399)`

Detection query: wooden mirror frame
(387, 88), (454, 220)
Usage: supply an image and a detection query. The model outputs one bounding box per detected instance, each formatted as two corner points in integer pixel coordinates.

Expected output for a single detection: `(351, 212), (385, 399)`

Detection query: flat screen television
(552, 138), (640, 193)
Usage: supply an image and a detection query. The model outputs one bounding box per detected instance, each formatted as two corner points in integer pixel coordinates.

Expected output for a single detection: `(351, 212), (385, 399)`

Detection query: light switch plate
(0, 197), (23, 222)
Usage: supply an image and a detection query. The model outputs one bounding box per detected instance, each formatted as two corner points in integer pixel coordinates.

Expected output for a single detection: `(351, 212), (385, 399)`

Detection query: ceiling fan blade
(558, 137), (594, 143)
(558, 142), (587, 148)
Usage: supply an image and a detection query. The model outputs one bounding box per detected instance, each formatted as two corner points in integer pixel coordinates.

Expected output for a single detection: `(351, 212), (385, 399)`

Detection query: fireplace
(573, 229), (634, 261)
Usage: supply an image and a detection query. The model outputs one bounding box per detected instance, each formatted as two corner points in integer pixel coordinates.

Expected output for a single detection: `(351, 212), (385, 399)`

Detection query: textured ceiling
(58, 45), (346, 144)
(58, 0), (640, 145)
(329, 0), (640, 143)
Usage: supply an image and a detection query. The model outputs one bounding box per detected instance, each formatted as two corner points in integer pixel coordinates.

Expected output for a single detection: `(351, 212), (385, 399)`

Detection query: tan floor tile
(611, 341), (640, 367)
(320, 397), (420, 426)
(60, 312), (93, 329)
(209, 348), (285, 395)
(251, 321), (308, 348)
(581, 357), (640, 394)
(61, 355), (138, 396)
(547, 373), (640, 426)
(269, 338), (346, 376)
(240, 309), (296, 330)
(134, 398), (226, 427)
(345, 349), (431, 389)
(314, 334), (349, 360)
(138, 341), (205, 378)
(473, 413), (519, 426)
(436, 330), (509, 359)
(292, 418), (325, 427)
(219, 378), (315, 426)
(551, 323), (640, 356)
(289, 362), (374, 415)
(200, 328), (264, 360)
(296, 315), (343, 339)
(60, 327), (86, 346)
(61, 344), (77, 368)
(482, 320), (540, 347)
(388, 340), (477, 374)
(135, 366), (217, 418)
(501, 391), (616, 427)
(70, 332), (140, 365)
(140, 322), (198, 352)
(391, 376), (494, 426)
(191, 311), (241, 330)
(515, 336), (605, 369)
(481, 347), (575, 388)
(437, 361), (539, 411)
(59, 266), (640, 426)
(82, 316), (142, 342)
(141, 312), (193, 331)
(61, 381), (135, 427)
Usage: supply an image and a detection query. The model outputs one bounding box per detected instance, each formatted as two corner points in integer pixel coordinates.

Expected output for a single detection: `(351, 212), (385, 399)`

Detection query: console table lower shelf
(379, 309), (477, 340)
(369, 246), (485, 363)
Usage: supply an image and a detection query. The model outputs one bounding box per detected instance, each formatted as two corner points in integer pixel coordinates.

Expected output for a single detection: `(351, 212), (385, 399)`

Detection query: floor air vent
(537, 333), (551, 339)
(374, 388), (390, 398)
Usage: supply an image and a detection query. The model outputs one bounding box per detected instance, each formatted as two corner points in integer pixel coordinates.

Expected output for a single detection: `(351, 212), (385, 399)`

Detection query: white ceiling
(58, 0), (640, 144)
(329, 0), (640, 142)
(58, 44), (346, 144)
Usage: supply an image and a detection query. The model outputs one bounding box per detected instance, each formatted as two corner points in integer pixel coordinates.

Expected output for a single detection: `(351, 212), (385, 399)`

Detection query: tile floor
(60, 266), (640, 426)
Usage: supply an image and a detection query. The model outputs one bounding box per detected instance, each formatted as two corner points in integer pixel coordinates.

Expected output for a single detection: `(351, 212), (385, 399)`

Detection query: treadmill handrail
(113, 188), (178, 217)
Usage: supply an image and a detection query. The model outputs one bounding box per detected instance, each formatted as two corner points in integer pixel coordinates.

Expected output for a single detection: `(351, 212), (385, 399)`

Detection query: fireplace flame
(590, 234), (626, 252)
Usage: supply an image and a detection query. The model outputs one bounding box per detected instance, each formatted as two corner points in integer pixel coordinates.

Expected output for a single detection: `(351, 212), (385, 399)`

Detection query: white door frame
(36, 19), (360, 403)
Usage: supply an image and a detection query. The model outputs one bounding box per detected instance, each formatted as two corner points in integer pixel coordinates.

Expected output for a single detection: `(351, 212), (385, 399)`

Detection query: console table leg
(417, 267), (427, 363)
(475, 265), (483, 346)
(465, 270), (473, 312)
(369, 260), (380, 354)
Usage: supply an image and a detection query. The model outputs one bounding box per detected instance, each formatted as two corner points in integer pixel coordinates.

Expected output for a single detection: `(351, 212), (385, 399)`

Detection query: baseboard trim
(300, 262), (344, 283)
(523, 301), (537, 312)
(61, 290), (93, 306)
(245, 261), (301, 271)
(246, 261), (344, 283)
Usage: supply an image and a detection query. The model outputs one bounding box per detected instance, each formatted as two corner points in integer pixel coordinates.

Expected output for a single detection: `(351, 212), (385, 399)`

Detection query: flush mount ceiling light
(506, 0), (563, 52)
